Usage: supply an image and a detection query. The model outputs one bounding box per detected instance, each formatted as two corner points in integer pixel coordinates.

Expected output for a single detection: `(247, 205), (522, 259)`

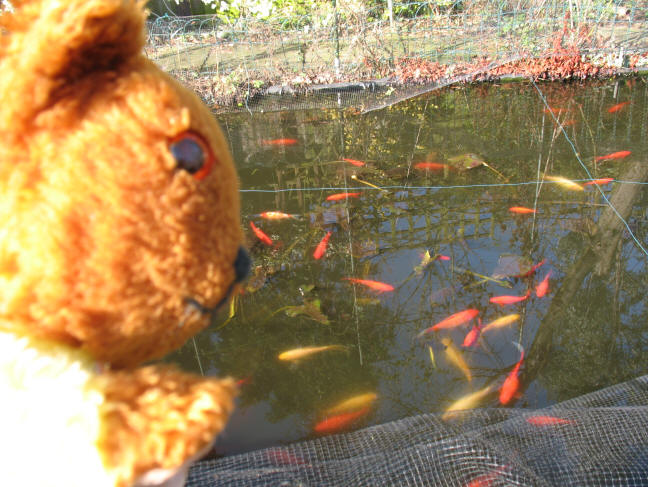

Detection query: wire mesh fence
(146, 0), (648, 111)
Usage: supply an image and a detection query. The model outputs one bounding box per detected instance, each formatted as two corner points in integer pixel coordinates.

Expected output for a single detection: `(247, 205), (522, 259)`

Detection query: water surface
(166, 77), (648, 456)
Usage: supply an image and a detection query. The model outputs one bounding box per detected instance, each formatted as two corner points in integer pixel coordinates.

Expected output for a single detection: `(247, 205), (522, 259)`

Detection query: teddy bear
(0, 1), (249, 486)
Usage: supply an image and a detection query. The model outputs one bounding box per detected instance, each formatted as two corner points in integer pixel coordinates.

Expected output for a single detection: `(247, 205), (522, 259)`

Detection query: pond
(165, 77), (648, 456)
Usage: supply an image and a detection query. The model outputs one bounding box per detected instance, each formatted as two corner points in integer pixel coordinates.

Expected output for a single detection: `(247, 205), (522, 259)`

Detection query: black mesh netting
(187, 375), (648, 486)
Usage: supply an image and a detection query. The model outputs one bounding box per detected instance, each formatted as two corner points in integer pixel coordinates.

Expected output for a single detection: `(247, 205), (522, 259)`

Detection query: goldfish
(441, 337), (472, 382)
(516, 259), (546, 278)
(250, 221), (273, 246)
(443, 383), (494, 419)
(546, 175), (584, 191)
(438, 254), (450, 261)
(583, 178), (614, 186)
(509, 206), (536, 214)
(418, 309), (479, 336)
(462, 318), (482, 348)
(481, 314), (520, 334)
(259, 211), (296, 220)
(326, 192), (361, 201)
(236, 376), (252, 387)
(428, 345), (436, 368)
(278, 345), (347, 361)
(262, 138), (298, 146)
(499, 342), (524, 405)
(490, 291), (530, 306)
(526, 415), (573, 426)
(313, 406), (370, 435)
(313, 230), (333, 260)
(464, 469), (502, 487)
(595, 150), (631, 161)
(608, 101), (629, 113)
(343, 277), (394, 293)
(265, 449), (309, 466)
(326, 392), (377, 415)
(342, 157), (366, 167)
(414, 162), (448, 171)
(535, 271), (552, 298)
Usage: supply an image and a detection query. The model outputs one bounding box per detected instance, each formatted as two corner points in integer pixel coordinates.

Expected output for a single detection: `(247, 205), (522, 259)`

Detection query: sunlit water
(164, 77), (648, 456)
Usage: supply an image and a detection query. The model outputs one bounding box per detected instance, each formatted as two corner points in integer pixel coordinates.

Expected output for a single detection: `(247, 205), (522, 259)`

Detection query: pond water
(165, 77), (648, 456)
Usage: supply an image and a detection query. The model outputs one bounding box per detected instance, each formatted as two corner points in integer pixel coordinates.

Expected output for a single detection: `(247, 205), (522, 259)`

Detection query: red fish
(437, 254), (450, 261)
(608, 101), (629, 113)
(499, 344), (524, 405)
(419, 309), (480, 336)
(326, 192), (361, 201)
(265, 449), (309, 466)
(535, 271), (552, 298)
(342, 158), (366, 167)
(236, 376), (252, 387)
(250, 221), (273, 246)
(462, 318), (482, 348)
(414, 162), (448, 171)
(583, 178), (614, 186)
(262, 138), (298, 146)
(509, 206), (536, 214)
(490, 291), (530, 306)
(464, 469), (502, 487)
(313, 231), (333, 260)
(595, 150), (631, 161)
(314, 406), (370, 435)
(343, 278), (394, 293)
(260, 211), (295, 220)
(526, 415), (572, 426)
(516, 259), (546, 278)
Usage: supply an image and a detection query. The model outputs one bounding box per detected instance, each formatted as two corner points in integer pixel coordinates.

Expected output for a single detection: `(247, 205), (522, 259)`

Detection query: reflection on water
(164, 78), (648, 456)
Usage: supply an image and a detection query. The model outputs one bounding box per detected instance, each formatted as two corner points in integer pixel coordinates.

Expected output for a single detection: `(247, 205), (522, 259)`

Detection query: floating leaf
(491, 254), (533, 279)
(284, 299), (330, 324)
(447, 153), (486, 170)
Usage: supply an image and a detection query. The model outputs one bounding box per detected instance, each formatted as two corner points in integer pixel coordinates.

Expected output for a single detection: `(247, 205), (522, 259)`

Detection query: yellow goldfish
(481, 314), (520, 334)
(326, 392), (378, 415)
(441, 337), (472, 382)
(442, 383), (495, 420)
(546, 175), (584, 191)
(278, 345), (348, 361)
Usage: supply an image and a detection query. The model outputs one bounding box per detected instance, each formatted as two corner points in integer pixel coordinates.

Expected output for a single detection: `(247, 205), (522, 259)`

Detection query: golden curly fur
(0, 1), (246, 485)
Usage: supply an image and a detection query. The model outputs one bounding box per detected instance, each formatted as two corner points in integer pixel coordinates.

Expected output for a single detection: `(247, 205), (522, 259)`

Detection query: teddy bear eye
(169, 131), (214, 180)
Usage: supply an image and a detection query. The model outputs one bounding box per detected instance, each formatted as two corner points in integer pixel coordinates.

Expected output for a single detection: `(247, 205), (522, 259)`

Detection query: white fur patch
(0, 331), (116, 487)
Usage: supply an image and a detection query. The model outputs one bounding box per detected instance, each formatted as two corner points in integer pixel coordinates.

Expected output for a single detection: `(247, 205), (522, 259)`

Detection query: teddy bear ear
(1, 0), (147, 132)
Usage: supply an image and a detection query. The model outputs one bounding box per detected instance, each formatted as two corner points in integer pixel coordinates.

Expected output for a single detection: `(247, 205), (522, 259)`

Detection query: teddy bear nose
(233, 246), (251, 283)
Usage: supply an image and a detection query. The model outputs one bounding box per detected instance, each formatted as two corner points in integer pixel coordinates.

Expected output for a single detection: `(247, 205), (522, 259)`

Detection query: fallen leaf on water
(283, 299), (330, 324)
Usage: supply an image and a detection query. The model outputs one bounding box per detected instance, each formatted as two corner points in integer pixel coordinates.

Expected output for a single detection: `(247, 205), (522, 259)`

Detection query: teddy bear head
(0, 0), (249, 367)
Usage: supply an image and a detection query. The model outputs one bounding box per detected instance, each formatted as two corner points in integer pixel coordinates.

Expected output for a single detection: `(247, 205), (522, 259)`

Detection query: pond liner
(187, 374), (648, 486)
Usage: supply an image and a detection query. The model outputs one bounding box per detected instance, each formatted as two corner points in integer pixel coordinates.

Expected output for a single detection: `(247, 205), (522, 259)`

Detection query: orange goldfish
(526, 415), (572, 426)
(509, 206), (536, 214)
(314, 406), (370, 435)
(262, 138), (298, 146)
(313, 231), (333, 260)
(278, 345), (347, 361)
(343, 277), (394, 293)
(490, 291), (530, 306)
(583, 178), (614, 186)
(516, 259), (546, 278)
(608, 101), (629, 113)
(543, 106), (566, 115)
(464, 469), (503, 487)
(326, 192), (361, 201)
(260, 211), (296, 220)
(250, 221), (273, 246)
(535, 271), (552, 298)
(438, 254), (450, 261)
(342, 157), (366, 167)
(414, 162), (448, 171)
(418, 309), (480, 336)
(462, 318), (482, 348)
(499, 343), (524, 405)
(595, 150), (631, 161)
